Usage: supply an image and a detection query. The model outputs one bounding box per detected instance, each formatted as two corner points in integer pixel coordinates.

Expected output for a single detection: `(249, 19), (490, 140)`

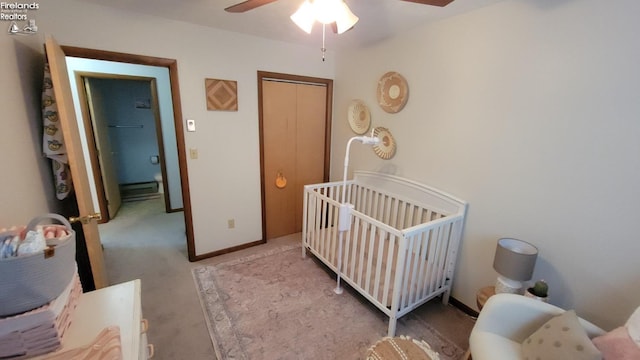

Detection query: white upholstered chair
(468, 293), (605, 360)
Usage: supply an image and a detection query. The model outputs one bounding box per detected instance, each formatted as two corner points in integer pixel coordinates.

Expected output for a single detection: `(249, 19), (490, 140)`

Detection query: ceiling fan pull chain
(321, 23), (326, 61)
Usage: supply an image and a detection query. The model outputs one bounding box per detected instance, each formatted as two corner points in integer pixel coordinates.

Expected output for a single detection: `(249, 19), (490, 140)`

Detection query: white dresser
(34, 279), (153, 359)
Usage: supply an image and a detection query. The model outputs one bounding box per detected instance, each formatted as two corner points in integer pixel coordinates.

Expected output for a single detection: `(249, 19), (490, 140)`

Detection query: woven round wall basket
(372, 127), (397, 160)
(376, 71), (409, 113)
(348, 99), (371, 134)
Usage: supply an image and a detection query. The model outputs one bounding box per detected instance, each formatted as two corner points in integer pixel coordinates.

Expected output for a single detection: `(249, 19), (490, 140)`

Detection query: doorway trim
(61, 45), (197, 261)
(257, 71), (333, 241)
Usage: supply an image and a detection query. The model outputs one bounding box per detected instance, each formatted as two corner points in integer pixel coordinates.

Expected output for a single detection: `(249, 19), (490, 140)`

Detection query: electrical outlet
(189, 148), (198, 159)
(228, 219), (235, 229)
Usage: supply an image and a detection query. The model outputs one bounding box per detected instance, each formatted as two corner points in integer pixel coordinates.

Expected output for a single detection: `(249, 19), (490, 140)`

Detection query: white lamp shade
(493, 238), (538, 282)
(290, 0), (314, 34)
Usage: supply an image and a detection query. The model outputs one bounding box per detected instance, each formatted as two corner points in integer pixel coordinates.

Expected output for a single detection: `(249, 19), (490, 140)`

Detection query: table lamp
(492, 238), (538, 294)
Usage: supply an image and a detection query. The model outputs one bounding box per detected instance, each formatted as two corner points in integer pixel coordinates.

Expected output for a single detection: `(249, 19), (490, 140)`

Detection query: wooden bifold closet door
(262, 79), (327, 240)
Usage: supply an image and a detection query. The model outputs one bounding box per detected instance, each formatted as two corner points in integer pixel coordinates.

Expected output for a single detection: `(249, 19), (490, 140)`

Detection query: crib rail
(302, 177), (467, 336)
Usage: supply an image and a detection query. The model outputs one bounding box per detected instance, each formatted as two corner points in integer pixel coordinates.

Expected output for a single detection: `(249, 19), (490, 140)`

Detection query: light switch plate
(186, 119), (196, 132)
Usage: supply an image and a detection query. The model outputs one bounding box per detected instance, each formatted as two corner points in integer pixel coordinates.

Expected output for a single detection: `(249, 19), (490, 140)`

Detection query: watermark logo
(2, 2), (39, 35)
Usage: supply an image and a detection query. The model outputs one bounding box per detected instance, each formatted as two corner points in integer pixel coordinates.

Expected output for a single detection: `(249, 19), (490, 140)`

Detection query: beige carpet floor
(99, 198), (476, 360)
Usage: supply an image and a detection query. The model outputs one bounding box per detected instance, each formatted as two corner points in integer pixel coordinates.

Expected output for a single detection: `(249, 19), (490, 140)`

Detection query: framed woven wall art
(205, 78), (238, 111)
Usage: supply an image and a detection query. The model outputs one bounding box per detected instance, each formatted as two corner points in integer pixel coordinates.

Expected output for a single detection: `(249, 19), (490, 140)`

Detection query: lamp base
(495, 276), (523, 294)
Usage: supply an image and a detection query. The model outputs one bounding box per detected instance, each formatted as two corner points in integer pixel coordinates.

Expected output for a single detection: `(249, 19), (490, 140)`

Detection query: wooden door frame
(77, 74), (172, 221)
(257, 71), (333, 241)
(60, 45), (197, 261)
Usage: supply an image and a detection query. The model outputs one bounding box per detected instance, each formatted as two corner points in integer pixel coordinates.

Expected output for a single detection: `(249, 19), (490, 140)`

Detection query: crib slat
(302, 189), (309, 252)
(319, 197), (327, 258)
(372, 229), (386, 303)
(332, 188), (340, 262)
(313, 191), (322, 251)
(407, 233), (424, 305)
(381, 234), (396, 308)
(389, 236), (409, 334)
(376, 190), (382, 223)
(422, 227), (438, 298)
(418, 207), (425, 226)
(386, 195), (393, 225)
(366, 188), (374, 220)
(377, 193), (384, 223)
(398, 201), (407, 230)
(391, 197), (398, 228)
(398, 235), (414, 308)
(415, 230), (430, 301)
(413, 204), (421, 228)
(428, 226), (445, 295)
(433, 225), (447, 291)
(425, 226), (439, 296)
(343, 227), (351, 280)
(424, 209), (433, 224)
(443, 220), (461, 287)
(334, 186), (342, 264)
(364, 229), (375, 293)
(325, 192), (334, 260)
(316, 189), (323, 254)
(436, 223), (452, 289)
(357, 223), (367, 287)
(364, 228), (376, 294)
(325, 187), (337, 266)
(348, 216), (361, 279)
(372, 190), (380, 223)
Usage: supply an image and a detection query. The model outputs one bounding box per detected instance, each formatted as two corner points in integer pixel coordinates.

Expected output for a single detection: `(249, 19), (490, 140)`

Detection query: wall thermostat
(186, 119), (196, 132)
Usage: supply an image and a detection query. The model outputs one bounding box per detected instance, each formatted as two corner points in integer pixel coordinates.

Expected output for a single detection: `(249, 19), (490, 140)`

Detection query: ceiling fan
(225, 0), (455, 13)
(224, 0), (455, 60)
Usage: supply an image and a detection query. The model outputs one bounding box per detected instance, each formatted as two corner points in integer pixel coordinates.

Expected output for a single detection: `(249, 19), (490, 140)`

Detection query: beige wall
(0, 34), (55, 223)
(332, 0), (640, 330)
(0, 0), (334, 255)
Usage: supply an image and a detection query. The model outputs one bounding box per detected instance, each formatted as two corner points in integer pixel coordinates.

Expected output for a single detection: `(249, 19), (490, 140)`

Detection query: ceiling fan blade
(224, 0), (279, 13)
(400, 0), (455, 7)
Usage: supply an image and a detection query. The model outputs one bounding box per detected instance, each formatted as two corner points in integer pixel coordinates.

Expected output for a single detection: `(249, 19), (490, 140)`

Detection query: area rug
(192, 245), (464, 360)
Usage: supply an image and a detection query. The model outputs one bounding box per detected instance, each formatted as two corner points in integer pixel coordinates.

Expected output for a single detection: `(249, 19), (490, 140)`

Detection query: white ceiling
(76, 0), (504, 49)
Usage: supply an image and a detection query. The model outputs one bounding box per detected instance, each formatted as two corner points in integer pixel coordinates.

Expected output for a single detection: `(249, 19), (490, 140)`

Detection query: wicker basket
(0, 214), (76, 317)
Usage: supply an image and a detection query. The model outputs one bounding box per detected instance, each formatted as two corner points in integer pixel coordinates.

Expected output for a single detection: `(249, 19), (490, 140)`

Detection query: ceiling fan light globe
(313, 0), (343, 24)
(290, 0), (314, 33)
(335, 2), (358, 34)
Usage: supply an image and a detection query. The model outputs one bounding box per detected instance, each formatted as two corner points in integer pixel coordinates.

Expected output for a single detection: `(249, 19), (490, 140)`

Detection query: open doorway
(77, 74), (174, 221)
(61, 45), (197, 261)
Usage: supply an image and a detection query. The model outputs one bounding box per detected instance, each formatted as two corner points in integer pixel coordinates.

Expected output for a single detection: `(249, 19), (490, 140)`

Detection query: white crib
(302, 171), (468, 337)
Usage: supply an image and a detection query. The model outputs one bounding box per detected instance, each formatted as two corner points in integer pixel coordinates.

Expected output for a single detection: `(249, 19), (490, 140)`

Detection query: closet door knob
(275, 171), (287, 189)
